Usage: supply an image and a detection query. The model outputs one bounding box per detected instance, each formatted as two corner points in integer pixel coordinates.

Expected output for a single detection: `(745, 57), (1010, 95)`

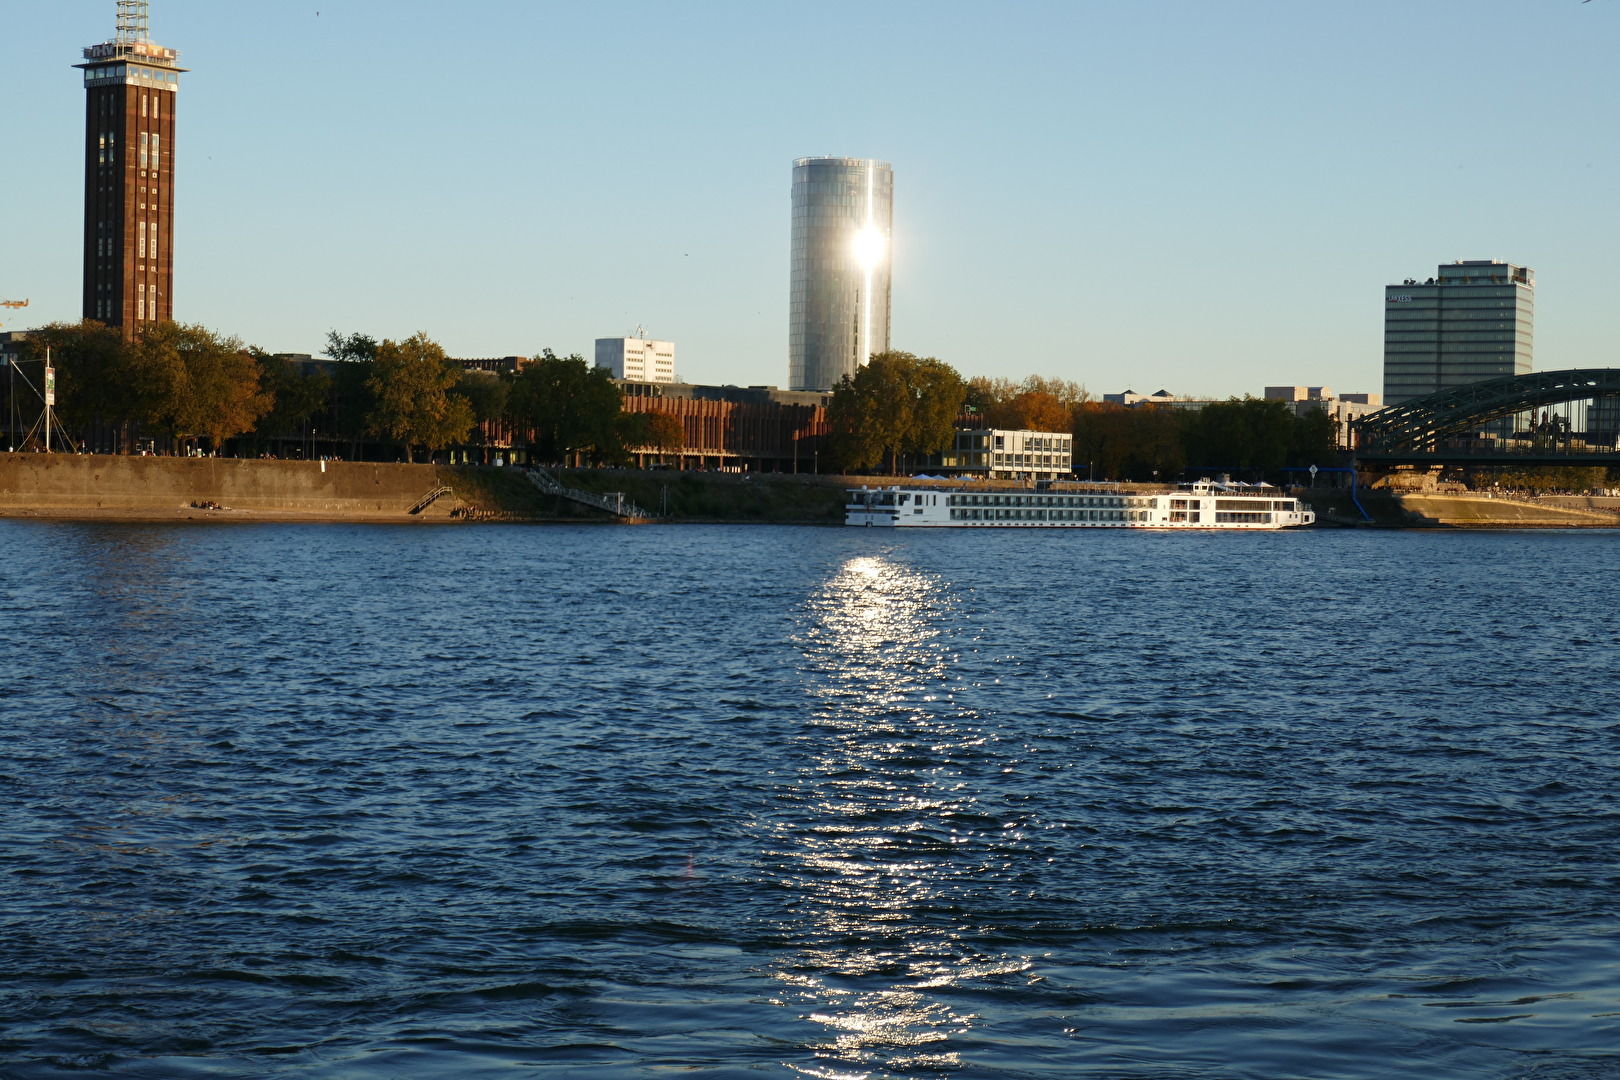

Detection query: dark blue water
(2, 522), (1618, 1079)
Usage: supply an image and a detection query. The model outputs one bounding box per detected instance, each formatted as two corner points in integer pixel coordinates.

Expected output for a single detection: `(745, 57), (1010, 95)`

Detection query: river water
(1, 522), (1617, 1079)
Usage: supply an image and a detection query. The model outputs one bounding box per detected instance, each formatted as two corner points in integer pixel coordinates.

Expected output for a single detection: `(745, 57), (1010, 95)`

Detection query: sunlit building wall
(596, 336), (675, 384)
(931, 429), (1073, 480)
(789, 157), (893, 392)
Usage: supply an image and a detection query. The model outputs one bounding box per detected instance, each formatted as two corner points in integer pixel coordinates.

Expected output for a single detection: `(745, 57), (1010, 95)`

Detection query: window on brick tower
(152, 134), (160, 170)
(139, 221), (147, 259)
(140, 132), (149, 169)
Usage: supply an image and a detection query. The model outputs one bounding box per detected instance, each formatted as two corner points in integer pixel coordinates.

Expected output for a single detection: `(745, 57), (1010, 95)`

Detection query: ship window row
(951, 508), (1144, 522)
(1215, 512), (1271, 524)
(947, 494), (1151, 508)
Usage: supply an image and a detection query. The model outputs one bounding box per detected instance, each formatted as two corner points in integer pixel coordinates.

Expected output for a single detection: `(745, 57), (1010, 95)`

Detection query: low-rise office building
(617, 381), (830, 471)
(597, 336), (676, 384)
(930, 428), (1074, 480)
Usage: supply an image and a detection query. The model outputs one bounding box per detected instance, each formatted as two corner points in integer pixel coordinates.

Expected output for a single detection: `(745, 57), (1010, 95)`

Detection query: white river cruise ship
(846, 479), (1315, 529)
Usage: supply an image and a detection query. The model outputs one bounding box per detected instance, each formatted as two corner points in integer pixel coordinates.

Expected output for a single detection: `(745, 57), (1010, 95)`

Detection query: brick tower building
(76, 2), (184, 336)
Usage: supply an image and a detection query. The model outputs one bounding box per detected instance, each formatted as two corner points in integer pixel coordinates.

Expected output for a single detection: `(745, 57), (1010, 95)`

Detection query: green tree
(1182, 397), (1295, 470)
(365, 333), (474, 462)
(1124, 404), (1188, 481)
(901, 355), (969, 461)
(1289, 405), (1340, 467)
(826, 351), (967, 473)
(964, 375), (1016, 419)
(1070, 401), (1134, 480)
(251, 349), (332, 447)
(325, 331), (379, 365)
(18, 321), (144, 445)
(453, 369), (510, 462)
(507, 350), (624, 463)
(324, 330), (380, 459)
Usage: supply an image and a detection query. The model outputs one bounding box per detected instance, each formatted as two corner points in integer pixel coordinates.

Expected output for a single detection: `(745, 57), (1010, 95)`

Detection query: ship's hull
(845, 485), (1314, 529)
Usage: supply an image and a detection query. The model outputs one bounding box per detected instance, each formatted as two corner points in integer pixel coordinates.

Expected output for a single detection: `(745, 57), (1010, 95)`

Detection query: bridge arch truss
(1355, 368), (1620, 463)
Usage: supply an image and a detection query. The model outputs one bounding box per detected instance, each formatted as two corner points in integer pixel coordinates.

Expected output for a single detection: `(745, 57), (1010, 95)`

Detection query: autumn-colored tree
(970, 374), (1089, 431)
(621, 410), (686, 453)
(130, 322), (272, 450)
(365, 332), (475, 462)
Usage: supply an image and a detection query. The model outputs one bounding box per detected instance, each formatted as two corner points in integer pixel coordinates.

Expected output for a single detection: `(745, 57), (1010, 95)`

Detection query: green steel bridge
(1354, 369), (1620, 466)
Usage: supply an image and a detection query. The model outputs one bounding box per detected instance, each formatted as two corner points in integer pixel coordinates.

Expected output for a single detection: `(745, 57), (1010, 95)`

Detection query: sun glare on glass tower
(76, 1), (185, 337)
(790, 157), (893, 392)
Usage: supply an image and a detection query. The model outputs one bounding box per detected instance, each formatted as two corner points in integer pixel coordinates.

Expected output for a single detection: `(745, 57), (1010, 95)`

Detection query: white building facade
(931, 429), (1074, 480)
(596, 337), (675, 384)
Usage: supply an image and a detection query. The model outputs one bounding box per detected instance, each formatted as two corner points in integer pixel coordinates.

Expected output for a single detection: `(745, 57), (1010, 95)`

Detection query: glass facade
(1383, 261), (1534, 405)
(789, 157), (893, 392)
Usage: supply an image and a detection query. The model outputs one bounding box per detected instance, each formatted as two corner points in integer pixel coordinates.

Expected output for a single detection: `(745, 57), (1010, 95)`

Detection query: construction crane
(0, 297), (27, 331)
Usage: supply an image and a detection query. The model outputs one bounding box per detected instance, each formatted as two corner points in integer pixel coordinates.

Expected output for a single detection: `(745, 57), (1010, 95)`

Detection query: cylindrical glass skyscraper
(789, 157), (893, 392)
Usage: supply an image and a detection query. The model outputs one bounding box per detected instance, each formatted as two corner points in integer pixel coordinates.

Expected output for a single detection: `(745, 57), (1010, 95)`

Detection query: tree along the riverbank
(506, 350), (627, 463)
(365, 333), (475, 463)
(22, 320), (272, 451)
(827, 351), (968, 472)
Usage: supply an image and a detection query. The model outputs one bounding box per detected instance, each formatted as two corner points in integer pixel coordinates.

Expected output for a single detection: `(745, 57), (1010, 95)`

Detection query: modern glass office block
(1383, 260), (1534, 405)
(789, 157), (893, 392)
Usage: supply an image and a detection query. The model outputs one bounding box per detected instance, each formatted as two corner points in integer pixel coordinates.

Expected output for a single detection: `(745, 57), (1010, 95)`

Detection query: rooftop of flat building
(1390, 260), (1533, 287)
(618, 380), (831, 407)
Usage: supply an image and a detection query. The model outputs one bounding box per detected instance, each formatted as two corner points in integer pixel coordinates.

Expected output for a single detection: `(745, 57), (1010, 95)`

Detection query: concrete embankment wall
(1302, 488), (1619, 527)
(1395, 494), (1619, 527)
(0, 454), (452, 517)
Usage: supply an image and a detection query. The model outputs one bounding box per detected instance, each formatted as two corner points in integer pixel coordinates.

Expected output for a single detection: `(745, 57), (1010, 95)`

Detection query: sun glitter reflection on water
(770, 553), (1032, 1078)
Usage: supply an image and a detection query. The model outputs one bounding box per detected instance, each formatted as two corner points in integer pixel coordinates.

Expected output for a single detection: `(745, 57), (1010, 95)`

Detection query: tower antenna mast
(116, 1), (150, 44)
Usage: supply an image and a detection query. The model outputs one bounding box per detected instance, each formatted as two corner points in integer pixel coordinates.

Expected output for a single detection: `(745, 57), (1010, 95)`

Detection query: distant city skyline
(8, 1), (1620, 395)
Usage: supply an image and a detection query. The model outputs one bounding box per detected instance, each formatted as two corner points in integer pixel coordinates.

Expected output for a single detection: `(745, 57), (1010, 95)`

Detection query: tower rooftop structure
(76, 2), (184, 73)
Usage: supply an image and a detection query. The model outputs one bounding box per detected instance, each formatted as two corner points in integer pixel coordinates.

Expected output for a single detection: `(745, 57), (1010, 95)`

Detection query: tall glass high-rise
(789, 157), (892, 392)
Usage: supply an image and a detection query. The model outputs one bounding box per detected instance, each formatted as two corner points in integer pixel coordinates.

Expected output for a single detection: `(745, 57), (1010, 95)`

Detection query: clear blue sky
(8, 0), (1618, 396)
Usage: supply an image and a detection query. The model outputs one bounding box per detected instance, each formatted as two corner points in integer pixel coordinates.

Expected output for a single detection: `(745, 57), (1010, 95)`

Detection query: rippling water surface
(2, 521), (1619, 1079)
